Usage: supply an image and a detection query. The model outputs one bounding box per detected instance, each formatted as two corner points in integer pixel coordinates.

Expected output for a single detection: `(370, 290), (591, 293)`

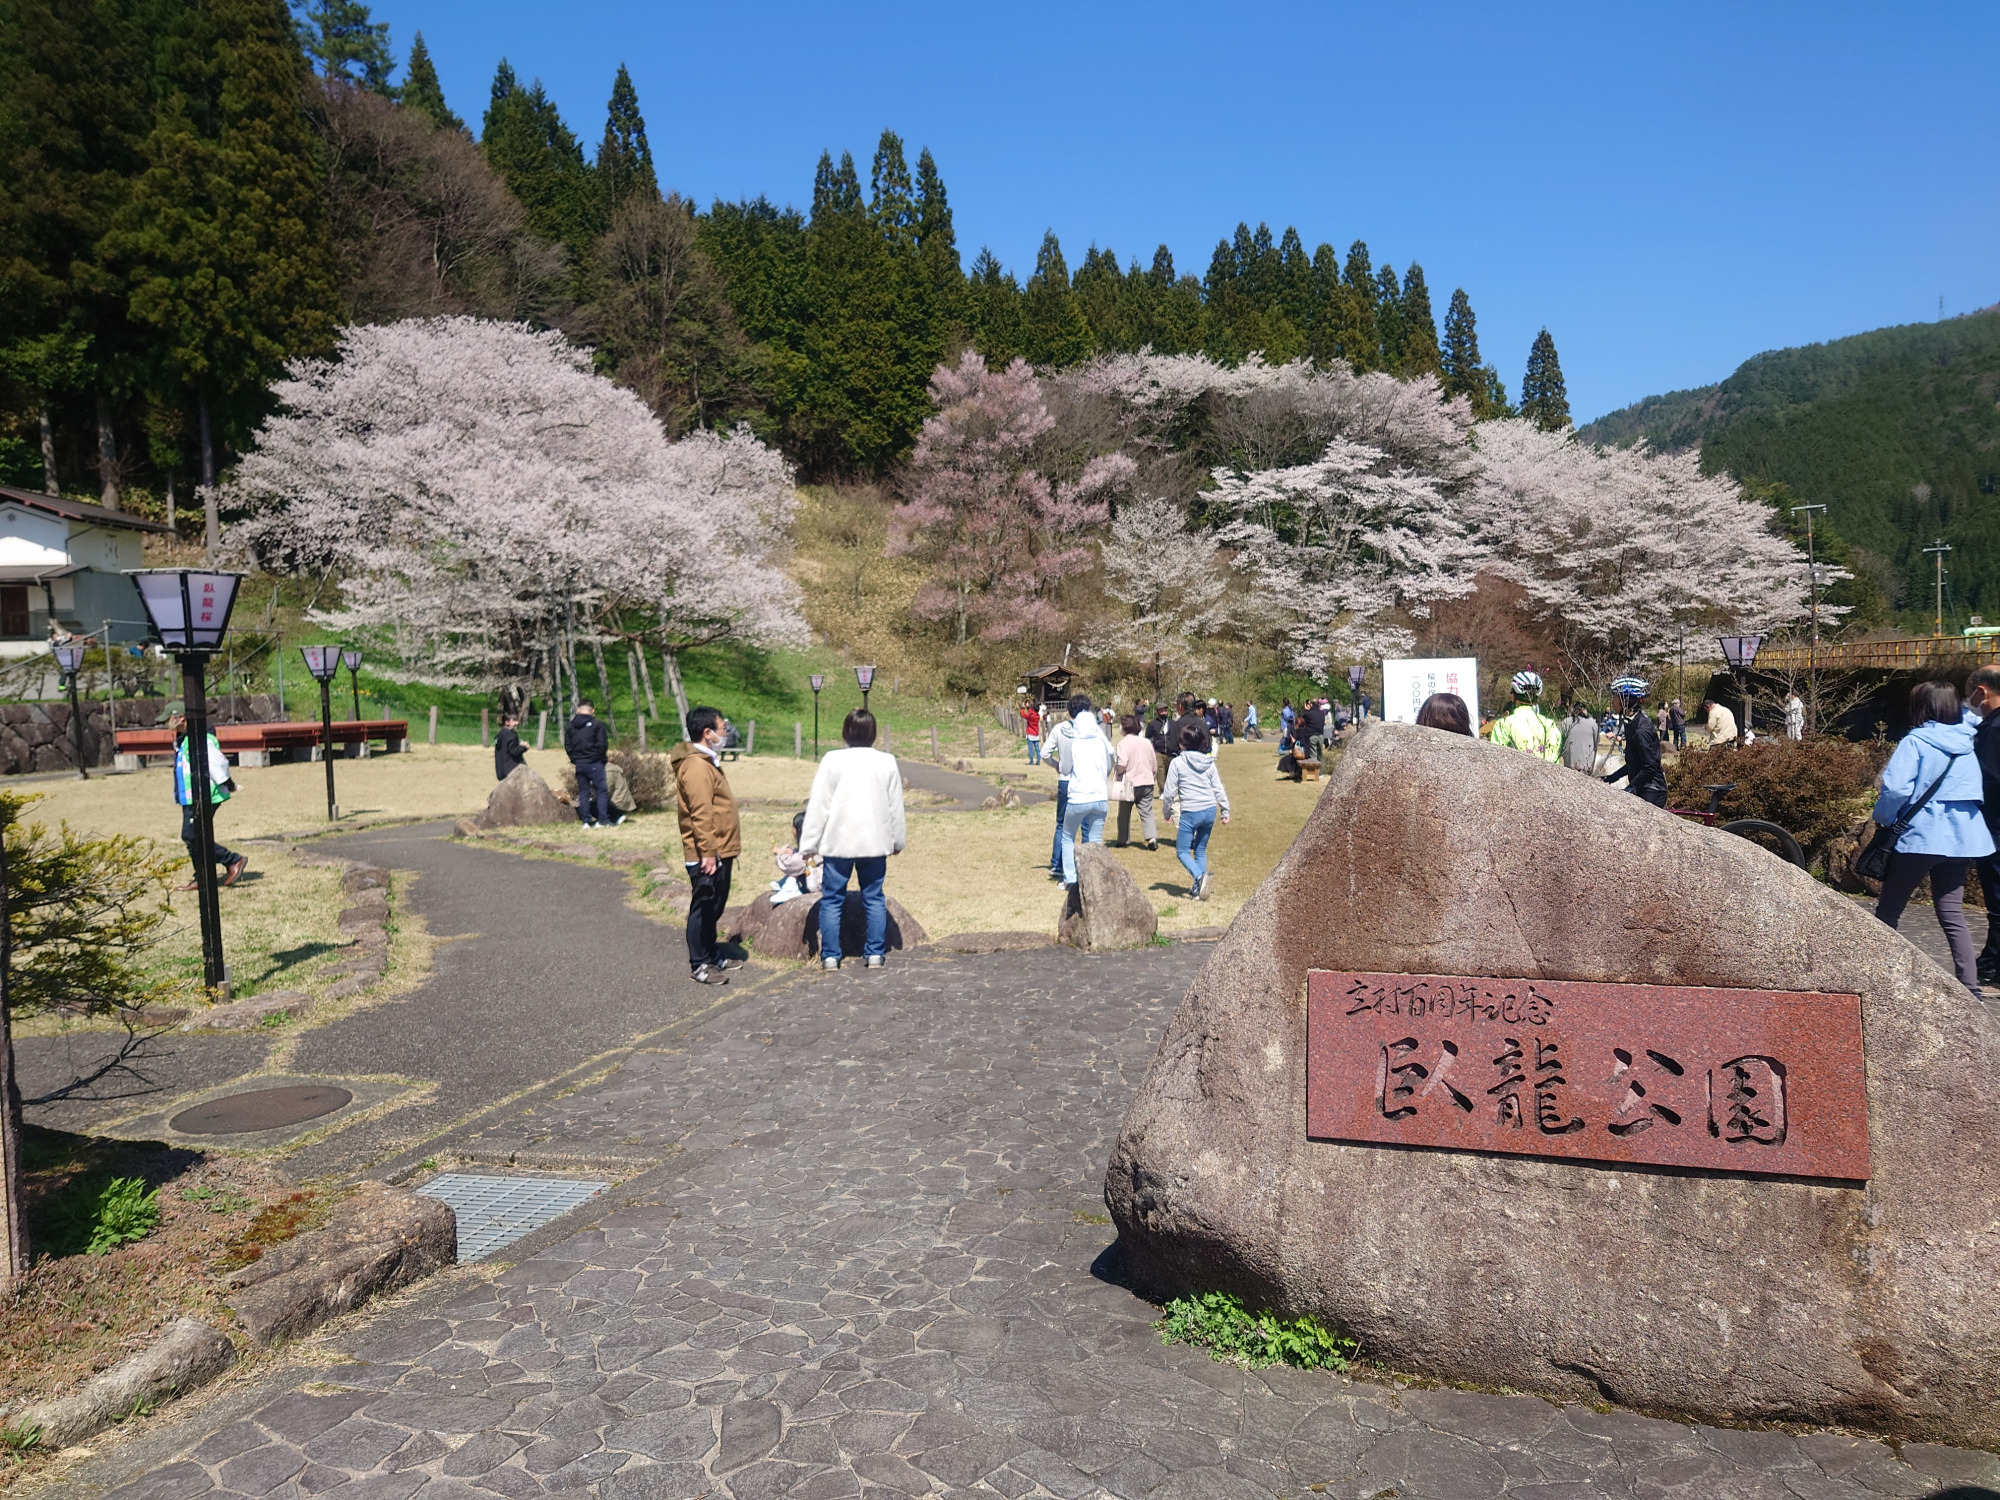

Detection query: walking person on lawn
(171, 710), (247, 890)
(799, 708), (906, 971)
(1057, 694), (1115, 888)
(565, 699), (614, 826)
(1162, 722), (1229, 899)
(1114, 714), (1159, 849)
(1046, 706), (1076, 881)
(672, 706), (742, 985)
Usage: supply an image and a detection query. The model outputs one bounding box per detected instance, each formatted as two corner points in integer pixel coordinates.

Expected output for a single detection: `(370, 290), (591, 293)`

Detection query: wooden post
(930, 725), (939, 760)
(536, 710), (547, 750)
(480, 707), (489, 747)
(427, 704), (438, 745)
(977, 725), (986, 758)
(637, 714), (646, 750)
(794, 721), (802, 757)
(746, 719), (756, 754)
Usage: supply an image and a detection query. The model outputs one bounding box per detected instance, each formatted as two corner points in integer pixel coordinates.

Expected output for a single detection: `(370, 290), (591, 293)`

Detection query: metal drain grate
(415, 1174), (609, 1262)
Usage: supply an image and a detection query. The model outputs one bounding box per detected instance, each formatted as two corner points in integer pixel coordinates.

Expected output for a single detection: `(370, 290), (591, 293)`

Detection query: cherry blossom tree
(893, 351), (1132, 645)
(229, 316), (805, 717)
(1087, 494), (1230, 698)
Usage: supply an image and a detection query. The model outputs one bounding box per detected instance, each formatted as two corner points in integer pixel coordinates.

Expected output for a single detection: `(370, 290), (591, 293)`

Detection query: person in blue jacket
(1872, 678), (1993, 993)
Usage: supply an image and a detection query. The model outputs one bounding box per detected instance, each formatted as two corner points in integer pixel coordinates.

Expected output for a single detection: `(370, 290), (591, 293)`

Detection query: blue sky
(376, 0), (1998, 422)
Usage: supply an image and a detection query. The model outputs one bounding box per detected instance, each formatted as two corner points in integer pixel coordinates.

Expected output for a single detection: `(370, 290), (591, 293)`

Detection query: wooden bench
(114, 719), (410, 770)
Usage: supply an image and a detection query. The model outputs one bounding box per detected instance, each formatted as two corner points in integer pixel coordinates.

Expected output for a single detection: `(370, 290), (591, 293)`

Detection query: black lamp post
(52, 642), (87, 780)
(810, 674), (824, 758)
(130, 568), (245, 992)
(341, 647), (363, 722)
(1346, 664), (1365, 719)
(301, 645), (342, 818)
(1719, 634), (1763, 745)
(855, 663), (875, 713)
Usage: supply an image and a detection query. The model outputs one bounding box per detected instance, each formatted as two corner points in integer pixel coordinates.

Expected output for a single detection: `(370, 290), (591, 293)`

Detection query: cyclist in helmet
(1602, 675), (1667, 806)
(1488, 669), (1561, 762)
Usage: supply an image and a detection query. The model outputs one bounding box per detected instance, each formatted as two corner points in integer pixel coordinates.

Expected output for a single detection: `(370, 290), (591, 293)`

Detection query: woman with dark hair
(1414, 693), (1473, 736)
(1871, 678), (1992, 993)
(1162, 722), (1230, 899)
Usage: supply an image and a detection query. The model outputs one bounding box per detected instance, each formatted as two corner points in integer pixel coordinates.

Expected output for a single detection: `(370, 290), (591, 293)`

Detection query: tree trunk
(0, 822), (29, 1294)
(626, 647), (644, 728)
(589, 635), (616, 736)
(165, 473), (179, 537)
(634, 645), (659, 720)
(660, 645), (690, 736)
(37, 405), (58, 497)
(199, 395), (219, 564)
(95, 394), (121, 510)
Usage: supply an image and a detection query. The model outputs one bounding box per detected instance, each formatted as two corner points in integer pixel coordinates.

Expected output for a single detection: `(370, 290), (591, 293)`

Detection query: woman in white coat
(799, 708), (906, 970)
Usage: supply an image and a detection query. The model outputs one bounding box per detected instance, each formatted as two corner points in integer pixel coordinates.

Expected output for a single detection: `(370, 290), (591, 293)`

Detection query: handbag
(1855, 752), (1962, 883)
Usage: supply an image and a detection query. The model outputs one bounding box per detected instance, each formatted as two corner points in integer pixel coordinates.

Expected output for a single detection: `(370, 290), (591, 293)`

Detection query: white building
(0, 486), (170, 658)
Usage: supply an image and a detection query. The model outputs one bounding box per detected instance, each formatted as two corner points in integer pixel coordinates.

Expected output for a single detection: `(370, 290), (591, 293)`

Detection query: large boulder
(476, 764), (577, 828)
(730, 888), (927, 958)
(1106, 720), (2000, 1446)
(1058, 844), (1159, 951)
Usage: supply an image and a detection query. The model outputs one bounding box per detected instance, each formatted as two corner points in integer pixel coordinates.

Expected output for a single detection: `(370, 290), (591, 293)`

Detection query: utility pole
(1793, 503), (1827, 735)
(1925, 539), (1952, 639)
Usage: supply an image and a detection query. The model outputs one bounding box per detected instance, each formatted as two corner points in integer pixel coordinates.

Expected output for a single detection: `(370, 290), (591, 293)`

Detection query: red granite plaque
(1305, 972), (1869, 1181)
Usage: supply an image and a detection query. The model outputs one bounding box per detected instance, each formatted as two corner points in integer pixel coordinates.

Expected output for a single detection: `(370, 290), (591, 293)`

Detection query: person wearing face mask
(1964, 666), (2000, 985)
(672, 705), (743, 985)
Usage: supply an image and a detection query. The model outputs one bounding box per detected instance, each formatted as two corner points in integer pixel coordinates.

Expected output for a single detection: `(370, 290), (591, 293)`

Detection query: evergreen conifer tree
(1277, 226), (1313, 329)
(291, 0), (394, 92)
(966, 247), (1023, 365)
(1374, 264), (1405, 372)
(1202, 235), (1246, 362)
(482, 62), (598, 252)
(1305, 242), (1342, 365)
(1398, 263), (1442, 378)
(1441, 287), (1484, 401)
(400, 32), (462, 132)
(1519, 327), (1571, 430)
(597, 64), (658, 221)
(1333, 240), (1379, 370)
(912, 147), (964, 339)
(1072, 246), (1122, 351)
(102, 0), (339, 520)
(868, 131), (916, 250)
(1021, 231), (1090, 368)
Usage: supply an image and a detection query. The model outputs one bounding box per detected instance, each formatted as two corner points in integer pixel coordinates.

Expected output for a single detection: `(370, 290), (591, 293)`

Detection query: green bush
(1665, 738), (1887, 865)
(55, 1176), (162, 1256)
(1156, 1290), (1356, 1370)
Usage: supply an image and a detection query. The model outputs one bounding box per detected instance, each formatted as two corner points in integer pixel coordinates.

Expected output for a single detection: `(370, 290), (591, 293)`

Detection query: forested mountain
(0, 0), (1563, 512)
(1581, 310), (2000, 629)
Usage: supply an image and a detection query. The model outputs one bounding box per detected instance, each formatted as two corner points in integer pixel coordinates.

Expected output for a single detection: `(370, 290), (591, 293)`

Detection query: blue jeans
(1049, 777), (1069, 872)
(1026, 736), (1040, 765)
(1061, 799), (1107, 885)
(574, 760), (609, 824)
(819, 854), (887, 962)
(1176, 806), (1218, 887)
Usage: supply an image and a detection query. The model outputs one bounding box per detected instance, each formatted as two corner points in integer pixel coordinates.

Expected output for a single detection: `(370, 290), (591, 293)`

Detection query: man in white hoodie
(1056, 693), (1115, 888)
(799, 708), (906, 970)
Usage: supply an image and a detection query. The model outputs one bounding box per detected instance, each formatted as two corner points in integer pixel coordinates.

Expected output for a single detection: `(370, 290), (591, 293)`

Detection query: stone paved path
(67, 944), (2000, 1500)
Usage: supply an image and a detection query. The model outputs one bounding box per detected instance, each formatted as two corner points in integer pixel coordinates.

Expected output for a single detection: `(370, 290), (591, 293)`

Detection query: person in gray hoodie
(1161, 722), (1230, 899)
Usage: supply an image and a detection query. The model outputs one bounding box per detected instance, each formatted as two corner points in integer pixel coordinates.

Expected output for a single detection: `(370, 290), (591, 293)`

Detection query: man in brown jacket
(671, 706), (742, 984)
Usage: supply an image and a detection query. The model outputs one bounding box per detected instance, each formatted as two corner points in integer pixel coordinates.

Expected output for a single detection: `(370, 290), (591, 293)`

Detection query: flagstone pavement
(62, 942), (2000, 1500)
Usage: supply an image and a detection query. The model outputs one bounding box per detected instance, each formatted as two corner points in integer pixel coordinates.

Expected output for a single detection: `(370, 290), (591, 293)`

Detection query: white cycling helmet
(1511, 670), (1544, 698)
(1610, 675), (1650, 700)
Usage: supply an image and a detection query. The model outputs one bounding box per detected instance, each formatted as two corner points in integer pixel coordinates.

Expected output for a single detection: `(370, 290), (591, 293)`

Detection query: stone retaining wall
(0, 693), (281, 775)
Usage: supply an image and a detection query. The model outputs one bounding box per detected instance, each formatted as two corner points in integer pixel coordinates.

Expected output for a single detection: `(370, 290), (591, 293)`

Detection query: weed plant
(1156, 1290), (1356, 1370)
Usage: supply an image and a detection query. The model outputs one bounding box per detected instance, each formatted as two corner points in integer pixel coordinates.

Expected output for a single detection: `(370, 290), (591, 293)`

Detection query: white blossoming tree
(1088, 494), (1230, 698)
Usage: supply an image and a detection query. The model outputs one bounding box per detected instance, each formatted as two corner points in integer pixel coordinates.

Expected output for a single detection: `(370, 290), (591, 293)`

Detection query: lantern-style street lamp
(129, 569), (245, 992)
(52, 642), (87, 781)
(341, 648), (363, 722)
(809, 674), (824, 759)
(1719, 635), (1763, 745)
(854, 664), (876, 712)
(301, 645), (343, 819)
(1346, 664), (1365, 719)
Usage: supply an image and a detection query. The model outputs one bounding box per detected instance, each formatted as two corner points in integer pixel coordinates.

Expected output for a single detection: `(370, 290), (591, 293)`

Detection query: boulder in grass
(1106, 720), (2000, 1447)
(1057, 845), (1158, 952)
(730, 889), (927, 959)
(475, 764), (577, 829)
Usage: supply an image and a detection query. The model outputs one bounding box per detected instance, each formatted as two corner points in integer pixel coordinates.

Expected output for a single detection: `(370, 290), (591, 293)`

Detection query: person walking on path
(565, 700), (613, 827)
(1871, 679), (1991, 995)
(1022, 701), (1042, 766)
(1244, 702), (1260, 740)
(1668, 698), (1687, 750)
(1046, 707), (1075, 881)
(1169, 694), (1210, 762)
(1489, 671), (1561, 761)
(799, 708), (905, 971)
(494, 713), (527, 781)
(171, 710), (246, 890)
(1145, 703), (1173, 761)
(1602, 676), (1668, 806)
(1561, 703), (1600, 773)
(1785, 692), (1805, 741)
(1703, 699), (1738, 748)
(1217, 702), (1235, 744)
(1162, 723), (1229, 899)
(1964, 666), (2000, 986)
(1114, 714), (1159, 849)
(1279, 698), (1295, 742)
(1057, 694), (1114, 888)
(672, 706), (742, 985)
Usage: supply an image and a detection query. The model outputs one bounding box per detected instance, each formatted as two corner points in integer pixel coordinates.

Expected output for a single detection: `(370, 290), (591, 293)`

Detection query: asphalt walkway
(64, 943), (2000, 1500)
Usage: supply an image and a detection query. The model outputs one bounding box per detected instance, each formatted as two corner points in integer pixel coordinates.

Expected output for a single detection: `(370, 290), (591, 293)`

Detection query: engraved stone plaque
(1306, 972), (1869, 1180)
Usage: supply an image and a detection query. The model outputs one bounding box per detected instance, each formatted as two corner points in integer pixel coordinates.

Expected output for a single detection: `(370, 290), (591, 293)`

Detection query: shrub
(1665, 739), (1887, 866)
(609, 749), (671, 811)
(1156, 1290), (1356, 1370)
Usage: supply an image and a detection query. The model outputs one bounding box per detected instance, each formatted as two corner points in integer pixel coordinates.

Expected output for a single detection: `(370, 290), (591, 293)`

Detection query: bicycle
(1669, 782), (1808, 869)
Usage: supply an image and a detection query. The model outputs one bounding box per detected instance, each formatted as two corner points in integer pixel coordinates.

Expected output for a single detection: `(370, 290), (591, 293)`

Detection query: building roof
(0, 486), (173, 535)
(0, 563), (85, 583)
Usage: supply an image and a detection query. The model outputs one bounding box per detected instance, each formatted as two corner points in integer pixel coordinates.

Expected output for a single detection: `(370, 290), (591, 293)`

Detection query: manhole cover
(170, 1084), (353, 1135)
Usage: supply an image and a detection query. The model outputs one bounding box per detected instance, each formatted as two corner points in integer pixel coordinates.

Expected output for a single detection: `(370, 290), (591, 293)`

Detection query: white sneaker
(822, 956), (840, 971)
(866, 955), (885, 969)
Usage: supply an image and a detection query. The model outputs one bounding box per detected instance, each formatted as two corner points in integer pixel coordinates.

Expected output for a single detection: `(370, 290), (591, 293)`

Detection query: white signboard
(1382, 657), (1480, 729)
